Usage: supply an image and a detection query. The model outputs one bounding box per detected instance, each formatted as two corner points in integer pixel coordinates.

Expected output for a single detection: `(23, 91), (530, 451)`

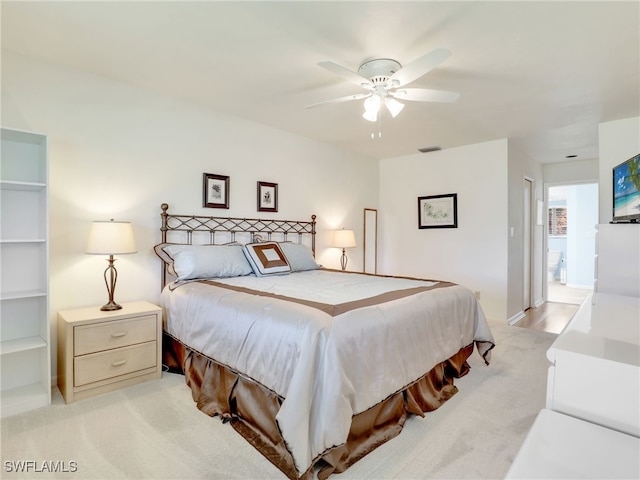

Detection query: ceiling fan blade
(389, 48), (452, 87)
(318, 61), (373, 89)
(391, 88), (460, 103)
(304, 92), (371, 109)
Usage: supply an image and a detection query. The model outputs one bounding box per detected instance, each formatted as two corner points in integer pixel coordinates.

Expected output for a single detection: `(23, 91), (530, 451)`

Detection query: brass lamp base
(340, 248), (348, 271)
(100, 255), (122, 311)
(100, 301), (123, 311)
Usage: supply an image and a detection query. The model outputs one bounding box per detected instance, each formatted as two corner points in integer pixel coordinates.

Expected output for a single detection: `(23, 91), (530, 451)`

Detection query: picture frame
(257, 181), (278, 212)
(203, 173), (229, 209)
(418, 193), (458, 229)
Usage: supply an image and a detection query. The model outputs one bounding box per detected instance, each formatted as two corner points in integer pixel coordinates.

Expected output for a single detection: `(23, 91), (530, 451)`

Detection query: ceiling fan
(305, 48), (460, 122)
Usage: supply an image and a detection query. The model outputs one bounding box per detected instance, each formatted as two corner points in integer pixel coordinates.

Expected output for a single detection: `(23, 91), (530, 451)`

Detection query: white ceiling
(2, 1), (639, 162)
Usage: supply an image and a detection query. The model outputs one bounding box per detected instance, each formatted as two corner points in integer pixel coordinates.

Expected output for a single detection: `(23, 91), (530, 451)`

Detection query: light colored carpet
(1, 319), (556, 480)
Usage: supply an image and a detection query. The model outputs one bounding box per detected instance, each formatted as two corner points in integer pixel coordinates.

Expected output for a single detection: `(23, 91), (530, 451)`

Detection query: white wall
(598, 117), (640, 223)
(543, 158), (599, 185)
(379, 140), (509, 321)
(2, 52), (379, 377)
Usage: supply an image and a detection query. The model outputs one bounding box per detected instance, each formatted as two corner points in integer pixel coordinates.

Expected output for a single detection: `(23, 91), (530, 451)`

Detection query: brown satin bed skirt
(163, 331), (474, 480)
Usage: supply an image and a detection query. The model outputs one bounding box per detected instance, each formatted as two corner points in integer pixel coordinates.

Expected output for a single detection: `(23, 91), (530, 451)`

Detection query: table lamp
(333, 229), (356, 271)
(86, 219), (137, 311)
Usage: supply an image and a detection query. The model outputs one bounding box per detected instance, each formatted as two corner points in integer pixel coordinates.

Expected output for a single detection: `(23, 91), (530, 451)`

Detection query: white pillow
(160, 244), (253, 280)
(279, 242), (320, 272)
(243, 242), (291, 276)
(154, 243), (178, 277)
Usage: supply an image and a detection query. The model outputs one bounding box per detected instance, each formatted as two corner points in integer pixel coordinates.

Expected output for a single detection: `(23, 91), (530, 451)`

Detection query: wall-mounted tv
(612, 153), (640, 223)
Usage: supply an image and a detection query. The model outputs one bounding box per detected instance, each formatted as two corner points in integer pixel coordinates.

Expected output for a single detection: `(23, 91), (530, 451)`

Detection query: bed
(156, 203), (495, 480)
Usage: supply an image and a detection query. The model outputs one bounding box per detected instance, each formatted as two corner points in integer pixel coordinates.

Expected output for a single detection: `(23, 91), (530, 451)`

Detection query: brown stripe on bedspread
(199, 277), (456, 317)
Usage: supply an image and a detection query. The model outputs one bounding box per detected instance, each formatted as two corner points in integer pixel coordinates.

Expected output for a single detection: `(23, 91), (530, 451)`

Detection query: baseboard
(508, 311), (526, 325)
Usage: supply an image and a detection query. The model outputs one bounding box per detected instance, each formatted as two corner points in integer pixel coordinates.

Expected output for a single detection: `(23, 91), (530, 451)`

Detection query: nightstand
(57, 301), (162, 404)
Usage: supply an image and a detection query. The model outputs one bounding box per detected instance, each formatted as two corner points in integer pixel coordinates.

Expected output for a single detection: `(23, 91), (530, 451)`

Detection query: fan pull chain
(370, 113), (383, 139)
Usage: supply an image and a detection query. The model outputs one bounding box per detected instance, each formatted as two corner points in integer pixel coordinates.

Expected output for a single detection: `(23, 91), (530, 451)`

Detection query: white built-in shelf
(1, 126), (50, 418)
(0, 239), (47, 244)
(0, 336), (47, 355)
(0, 289), (48, 301)
(0, 180), (46, 191)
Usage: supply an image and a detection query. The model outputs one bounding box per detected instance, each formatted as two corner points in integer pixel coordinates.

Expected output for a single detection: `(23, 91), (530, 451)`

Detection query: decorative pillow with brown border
(243, 242), (291, 276)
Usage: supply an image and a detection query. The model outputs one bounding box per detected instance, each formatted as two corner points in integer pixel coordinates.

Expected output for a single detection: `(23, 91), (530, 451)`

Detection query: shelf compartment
(1, 296), (48, 343)
(0, 347), (49, 391)
(0, 243), (47, 295)
(0, 130), (47, 184)
(1, 186), (47, 240)
(0, 383), (51, 418)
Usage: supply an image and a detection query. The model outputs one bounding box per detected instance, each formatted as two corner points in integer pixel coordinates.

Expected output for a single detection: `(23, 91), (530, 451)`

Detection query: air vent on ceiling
(418, 146), (442, 153)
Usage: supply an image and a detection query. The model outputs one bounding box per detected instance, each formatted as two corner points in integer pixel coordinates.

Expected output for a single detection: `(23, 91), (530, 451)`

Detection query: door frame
(523, 177), (535, 311)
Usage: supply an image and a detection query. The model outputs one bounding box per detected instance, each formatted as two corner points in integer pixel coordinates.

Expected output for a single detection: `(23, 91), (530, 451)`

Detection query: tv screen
(612, 153), (640, 223)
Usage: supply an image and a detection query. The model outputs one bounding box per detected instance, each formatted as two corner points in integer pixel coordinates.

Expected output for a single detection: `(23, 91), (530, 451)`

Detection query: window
(548, 207), (567, 236)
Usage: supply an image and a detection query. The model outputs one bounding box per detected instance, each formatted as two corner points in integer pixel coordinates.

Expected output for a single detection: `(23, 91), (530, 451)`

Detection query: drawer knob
(111, 359), (127, 367)
(111, 331), (127, 338)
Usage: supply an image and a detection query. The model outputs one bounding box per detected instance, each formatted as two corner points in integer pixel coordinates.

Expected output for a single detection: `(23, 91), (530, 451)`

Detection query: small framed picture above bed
(418, 193), (458, 229)
(203, 173), (229, 209)
(257, 181), (278, 212)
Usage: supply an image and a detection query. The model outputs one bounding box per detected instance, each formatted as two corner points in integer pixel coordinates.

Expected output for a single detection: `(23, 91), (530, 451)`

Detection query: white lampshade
(384, 97), (405, 118)
(86, 220), (137, 255)
(333, 229), (357, 248)
(362, 95), (381, 122)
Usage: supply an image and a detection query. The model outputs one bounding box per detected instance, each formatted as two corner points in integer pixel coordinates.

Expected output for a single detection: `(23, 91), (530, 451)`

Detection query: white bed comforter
(160, 270), (494, 474)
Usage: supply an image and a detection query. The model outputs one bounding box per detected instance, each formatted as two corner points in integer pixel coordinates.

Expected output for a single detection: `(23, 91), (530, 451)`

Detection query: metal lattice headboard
(160, 203), (316, 287)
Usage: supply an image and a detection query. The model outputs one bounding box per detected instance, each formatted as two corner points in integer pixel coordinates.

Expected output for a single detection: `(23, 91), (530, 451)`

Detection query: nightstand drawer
(74, 314), (157, 355)
(74, 341), (157, 386)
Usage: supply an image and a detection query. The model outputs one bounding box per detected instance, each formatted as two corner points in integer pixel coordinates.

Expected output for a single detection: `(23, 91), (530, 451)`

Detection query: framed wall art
(418, 193), (458, 229)
(203, 173), (229, 209)
(257, 181), (278, 212)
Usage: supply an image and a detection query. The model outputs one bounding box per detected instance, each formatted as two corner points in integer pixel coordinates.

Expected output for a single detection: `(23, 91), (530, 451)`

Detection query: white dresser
(594, 223), (640, 297)
(506, 293), (640, 479)
(507, 223), (640, 479)
(546, 292), (640, 437)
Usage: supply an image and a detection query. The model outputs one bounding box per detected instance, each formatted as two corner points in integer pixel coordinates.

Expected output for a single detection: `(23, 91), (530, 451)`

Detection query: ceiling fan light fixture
(363, 95), (381, 122)
(362, 109), (378, 122)
(314, 49), (459, 130)
(384, 97), (405, 118)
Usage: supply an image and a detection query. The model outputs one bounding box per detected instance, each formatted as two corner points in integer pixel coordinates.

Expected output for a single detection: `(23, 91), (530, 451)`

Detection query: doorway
(545, 183), (598, 304)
